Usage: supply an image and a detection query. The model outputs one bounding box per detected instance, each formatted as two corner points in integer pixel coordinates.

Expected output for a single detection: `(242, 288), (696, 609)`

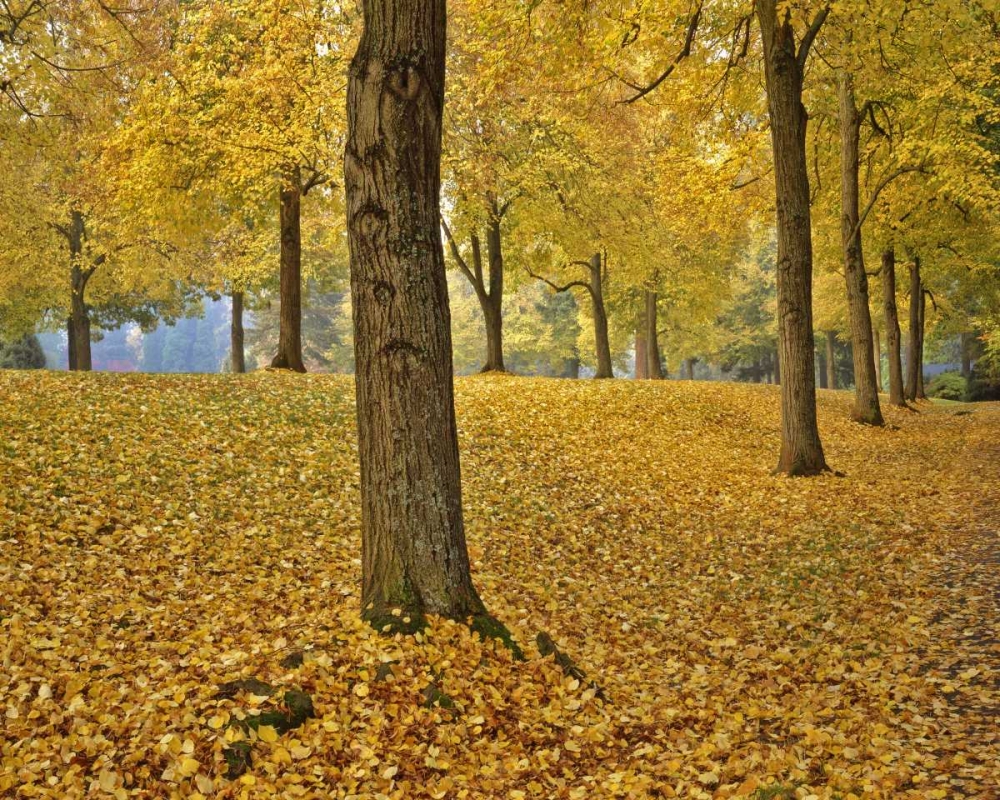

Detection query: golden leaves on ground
(1, 372), (997, 798)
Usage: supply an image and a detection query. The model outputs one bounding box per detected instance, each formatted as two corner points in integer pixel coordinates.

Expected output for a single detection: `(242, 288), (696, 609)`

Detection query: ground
(1, 372), (997, 800)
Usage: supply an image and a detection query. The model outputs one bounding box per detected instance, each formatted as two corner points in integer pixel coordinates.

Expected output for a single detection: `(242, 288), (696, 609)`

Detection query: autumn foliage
(2, 373), (997, 798)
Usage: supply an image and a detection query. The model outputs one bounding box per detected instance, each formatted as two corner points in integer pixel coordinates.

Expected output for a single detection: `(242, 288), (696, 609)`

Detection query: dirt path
(919, 404), (1000, 798)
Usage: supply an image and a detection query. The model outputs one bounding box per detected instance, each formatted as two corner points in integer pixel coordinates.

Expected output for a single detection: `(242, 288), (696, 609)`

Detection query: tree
(345, 0), (498, 629)
(0, 335), (46, 369)
(755, 0), (830, 475)
(881, 248), (907, 407)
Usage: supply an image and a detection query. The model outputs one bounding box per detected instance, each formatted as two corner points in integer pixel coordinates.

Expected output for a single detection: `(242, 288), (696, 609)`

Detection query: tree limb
(622, 1), (702, 104)
(797, 4), (831, 72)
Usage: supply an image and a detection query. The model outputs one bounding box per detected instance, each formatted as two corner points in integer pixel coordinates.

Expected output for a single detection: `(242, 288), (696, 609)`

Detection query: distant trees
(0, 336), (45, 369)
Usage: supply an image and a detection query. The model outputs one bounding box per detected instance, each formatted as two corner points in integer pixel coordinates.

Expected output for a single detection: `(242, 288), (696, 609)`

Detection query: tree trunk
(68, 211), (92, 372)
(645, 290), (663, 380)
(825, 332), (837, 390)
(634, 324), (648, 380)
(881, 248), (906, 406)
(961, 332), (972, 378)
(837, 71), (883, 426)
(916, 288), (927, 400)
(67, 317), (76, 371)
(231, 290), (246, 374)
(481, 216), (505, 372)
(774, 347), (781, 385)
(271, 170), (306, 373)
(345, 0), (487, 624)
(906, 258), (921, 402)
(873, 326), (882, 392)
(756, 0), (828, 475)
(590, 253), (614, 379)
(685, 358), (696, 380)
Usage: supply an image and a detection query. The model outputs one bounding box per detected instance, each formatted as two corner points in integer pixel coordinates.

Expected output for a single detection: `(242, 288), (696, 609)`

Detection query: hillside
(1, 373), (997, 799)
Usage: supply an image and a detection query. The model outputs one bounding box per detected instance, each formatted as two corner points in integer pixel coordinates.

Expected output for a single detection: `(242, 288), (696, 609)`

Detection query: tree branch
(854, 164), (926, 238)
(622, 1), (702, 104)
(797, 4), (831, 71)
(524, 267), (595, 299)
(441, 216), (478, 289)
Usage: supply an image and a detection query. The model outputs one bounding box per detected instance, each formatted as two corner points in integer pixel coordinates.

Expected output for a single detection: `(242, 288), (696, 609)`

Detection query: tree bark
(644, 290), (663, 380)
(68, 211), (92, 372)
(825, 331), (837, 390)
(881, 248), (906, 406)
(591, 253), (614, 379)
(634, 324), (648, 380)
(817, 350), (828, 388)
(916, 288), (927, 400)
(837, 71), (883, 425)
(271, 170), (306, 372)
(873, 326), (882, 393)
(685, 358), (696, 380)
(231, 290), (246, 374)
(906, 258), (921, 402)
(756, 0), (829, 475)
(345, 0), (486, 623)
(481, 214), (505, 372)
(67, 317), (76, 371)
(774, 347), (781, 385)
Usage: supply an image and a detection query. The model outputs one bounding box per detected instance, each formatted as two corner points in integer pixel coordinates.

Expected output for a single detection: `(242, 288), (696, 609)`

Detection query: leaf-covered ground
(1, 372), (997, 800)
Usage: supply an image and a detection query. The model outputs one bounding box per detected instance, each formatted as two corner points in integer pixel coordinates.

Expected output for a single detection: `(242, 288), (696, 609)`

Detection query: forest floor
(1, 371), (997, 800)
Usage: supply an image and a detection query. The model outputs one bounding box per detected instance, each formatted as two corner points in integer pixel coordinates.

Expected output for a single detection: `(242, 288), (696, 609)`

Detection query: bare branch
(622, 1), (702, 104)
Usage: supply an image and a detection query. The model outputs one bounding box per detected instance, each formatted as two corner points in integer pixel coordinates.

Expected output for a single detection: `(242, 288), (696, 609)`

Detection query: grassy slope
(1, 372), (997, 799)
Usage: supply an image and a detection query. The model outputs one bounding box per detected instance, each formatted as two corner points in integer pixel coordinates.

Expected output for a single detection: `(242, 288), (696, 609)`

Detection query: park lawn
(1, 371), (997, 800)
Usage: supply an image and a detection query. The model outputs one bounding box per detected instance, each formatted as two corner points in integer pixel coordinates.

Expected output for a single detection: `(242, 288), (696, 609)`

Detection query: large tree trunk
(68, 211), (92, 372)
(881, 248), (906, 406)
(906, 258), (921, 402)
(345, 0), (487, 624)
(873, 326), (882, 392)
(590, 253), (614, 379)
(481, 216), (505, 372)
(67, 317), (76, 371)
(774, 347), (781, 385)
(837, 72), (883, 426)
(645, 290), (663, 380)
(825, 332), (837, 390)
(756, 1), (828, 475)
(271, 170), (306, 372)
(231, 290), (246, 374)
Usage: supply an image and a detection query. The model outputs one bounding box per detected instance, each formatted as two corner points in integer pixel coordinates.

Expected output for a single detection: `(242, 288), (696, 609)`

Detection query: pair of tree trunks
(837, 71), (884, 426)
(644, 290), (663, 380)
(270, 170), (306, 373)
(345, 0), (490, 624)
(756, 0), (829, 476)
(231, 291), (246, 374)
(881, 248), (907, 406)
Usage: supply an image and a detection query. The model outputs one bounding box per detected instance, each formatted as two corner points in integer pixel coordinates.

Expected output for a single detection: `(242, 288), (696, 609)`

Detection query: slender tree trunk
(685, 358), (696, 380)
(825, 332), (837, 390)
(838, 72), (883, 425)
(916, 289), (927, 400)
(68, 211), (92, 372)
(817, 351), (828, 389)
(881, 249), (906, 406)
(345, 0), (487, 623)
(906, 258), (921, 402)
(271, 170), (306, 372)
(635, 324), (648, 380)
(67, 317), (77, 371)
(481, 216), (505, 372)
(756, 1), (828, 475)
(231, 291), (246, 374)
(590, 253), (613, 379)
(873, 326), (882, 392)
(645, 290), (663, 380)
(961, 332), (972, 378)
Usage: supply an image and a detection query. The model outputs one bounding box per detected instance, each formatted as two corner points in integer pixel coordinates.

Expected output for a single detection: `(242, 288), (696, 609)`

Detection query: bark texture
(271, 170), (306, 373)
(644, 290), (663, 380)
(881, 249), (906, 406)
(837, 72), (883, 425)
(873, 326), (882, 393)
(634, 323), (648, 380)
(345, 0), (486, 622)
(756, 0), (828, 475)
(906, 258), (922, 402)
(231, 291), (246, 374)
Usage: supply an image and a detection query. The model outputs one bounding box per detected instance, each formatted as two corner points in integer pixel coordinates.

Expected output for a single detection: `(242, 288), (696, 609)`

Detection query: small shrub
(965, 367), (1000, 402)
(0, 334), (46, 369)
(926, 371), (965, 401)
